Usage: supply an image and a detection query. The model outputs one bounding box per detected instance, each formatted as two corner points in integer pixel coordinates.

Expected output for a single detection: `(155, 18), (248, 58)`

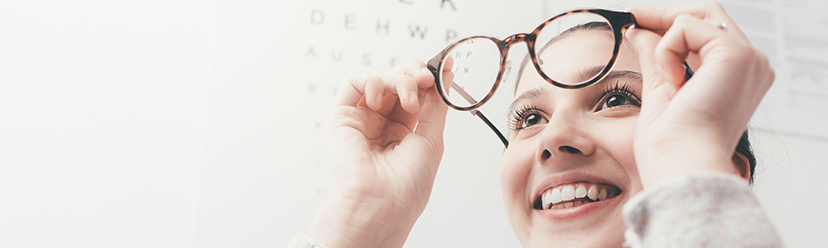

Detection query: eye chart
(194, 1), (542, 247)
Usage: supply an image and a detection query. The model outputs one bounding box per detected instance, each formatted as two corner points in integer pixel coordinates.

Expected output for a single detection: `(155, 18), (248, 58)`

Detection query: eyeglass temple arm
(683, 61), (694, 80)
(472, 110), (509, 147)
(449, 82), (510, 147)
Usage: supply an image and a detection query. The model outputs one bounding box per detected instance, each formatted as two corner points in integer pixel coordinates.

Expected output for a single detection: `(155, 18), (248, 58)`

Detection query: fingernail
(420, 67), (431, 75)
(375, 93), (383, 107)
(409, 91), (418, 104)
(625, 28), (637, 40)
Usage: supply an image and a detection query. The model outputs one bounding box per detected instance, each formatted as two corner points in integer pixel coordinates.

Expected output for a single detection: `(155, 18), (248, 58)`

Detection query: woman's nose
(536, 113), (596, 163)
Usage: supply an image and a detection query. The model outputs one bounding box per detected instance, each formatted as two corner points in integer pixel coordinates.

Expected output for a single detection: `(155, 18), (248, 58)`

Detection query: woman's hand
(306, 60), (448, 248)
(626, 2), (774, 188)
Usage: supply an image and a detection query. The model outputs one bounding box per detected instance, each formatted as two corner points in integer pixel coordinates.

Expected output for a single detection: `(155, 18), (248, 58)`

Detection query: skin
(306, 2), (774, 248)
(501, 31), (644, 247)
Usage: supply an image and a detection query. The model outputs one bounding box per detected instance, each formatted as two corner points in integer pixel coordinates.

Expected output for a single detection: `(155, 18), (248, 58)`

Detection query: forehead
(516, 30), (639, 94)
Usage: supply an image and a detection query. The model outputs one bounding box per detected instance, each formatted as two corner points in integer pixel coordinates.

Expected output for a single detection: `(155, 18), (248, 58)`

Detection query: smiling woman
(497, 19), (760, 247)
(494, 24), (644, 246)
(293, 2), (781, 248)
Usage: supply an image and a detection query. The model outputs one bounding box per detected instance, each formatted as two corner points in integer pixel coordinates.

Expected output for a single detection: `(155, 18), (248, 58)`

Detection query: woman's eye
(599, 93), (638, 110)
(519, 113), (548, 129)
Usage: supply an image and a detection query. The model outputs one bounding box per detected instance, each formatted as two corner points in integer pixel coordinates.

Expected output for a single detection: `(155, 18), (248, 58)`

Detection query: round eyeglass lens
(438, 37), (502, 109)
(533, 12), (615, 86)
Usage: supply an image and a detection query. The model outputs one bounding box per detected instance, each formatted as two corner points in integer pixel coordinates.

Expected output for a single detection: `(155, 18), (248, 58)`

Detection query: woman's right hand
(306, 60), (448, 248)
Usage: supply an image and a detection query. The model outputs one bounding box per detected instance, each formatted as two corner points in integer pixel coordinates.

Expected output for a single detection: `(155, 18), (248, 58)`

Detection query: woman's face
(500, 30), (643, 247)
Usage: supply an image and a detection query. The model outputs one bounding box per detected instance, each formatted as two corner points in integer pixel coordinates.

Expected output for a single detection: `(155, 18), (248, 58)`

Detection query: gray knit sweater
(288, 174), (782, 248)
(622, 173), (781, 247)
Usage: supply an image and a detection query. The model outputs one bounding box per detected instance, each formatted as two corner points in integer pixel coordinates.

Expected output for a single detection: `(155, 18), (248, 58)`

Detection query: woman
(293, 3), (781, 247)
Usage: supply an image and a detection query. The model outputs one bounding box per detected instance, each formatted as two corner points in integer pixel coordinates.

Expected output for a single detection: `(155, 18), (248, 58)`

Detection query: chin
(507, 185), (633, 248)
(517, 206), (629, 248)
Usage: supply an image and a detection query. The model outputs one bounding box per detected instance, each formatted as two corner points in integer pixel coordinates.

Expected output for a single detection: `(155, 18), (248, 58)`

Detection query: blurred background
(1, 0), (827, 247)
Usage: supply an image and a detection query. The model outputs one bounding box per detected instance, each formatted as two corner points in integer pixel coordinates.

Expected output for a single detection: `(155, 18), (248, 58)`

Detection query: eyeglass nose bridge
(493, 33), (535, 92)
(499, 33), (534, 60)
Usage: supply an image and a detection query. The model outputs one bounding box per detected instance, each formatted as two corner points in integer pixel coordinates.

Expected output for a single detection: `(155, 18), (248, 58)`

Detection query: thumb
(626, 28), (678, 102)
(625, 27), (677, 122)
(626, 28), (667, 97)
(414, 86), (448, 146)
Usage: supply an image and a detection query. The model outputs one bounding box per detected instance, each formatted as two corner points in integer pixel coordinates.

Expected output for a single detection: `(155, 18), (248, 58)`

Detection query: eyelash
(509, 104), (545, 131)
(596, 81), (641, 110)
(509, 81), (641, 131)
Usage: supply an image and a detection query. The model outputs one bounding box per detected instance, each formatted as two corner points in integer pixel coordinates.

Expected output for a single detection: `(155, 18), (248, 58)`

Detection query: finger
(625, 27), (666, 98)
(654, 14), (729, 87)
(386, 93), (418, 132)
(373, 71), (421, 113)
(439, 56), (455, 97)
(387, 79), (443, 136)
(413, 86), (448, 150)
(387, 60), (437, 112)
(336, 73), (385, 111)
(337, 71), (421, 112)
(626, 27), (676, 123)
(625, 6), (668, 36)
(391, 60), (436, 89)
(627, 2), (746, 39)
(377, 94), (400, 118)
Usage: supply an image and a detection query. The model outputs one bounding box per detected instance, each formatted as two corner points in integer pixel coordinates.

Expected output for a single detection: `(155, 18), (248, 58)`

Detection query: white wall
(0, 1), (219, 247)
(1, 0), (826, 248)
(751, 129), (828, 247)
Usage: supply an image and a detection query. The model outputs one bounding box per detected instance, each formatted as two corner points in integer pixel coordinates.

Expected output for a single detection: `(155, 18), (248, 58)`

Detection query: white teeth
(575, 185), (587, 199)
(561, 185), (575, 201)
(598, 188), (608, 201)
(550, 188), (561, 204)
(539, 183), (621, 210)
(587, 185), (598, 200)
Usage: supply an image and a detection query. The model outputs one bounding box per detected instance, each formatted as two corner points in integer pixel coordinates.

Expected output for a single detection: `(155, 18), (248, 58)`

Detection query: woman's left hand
(625, 2), (774, 188)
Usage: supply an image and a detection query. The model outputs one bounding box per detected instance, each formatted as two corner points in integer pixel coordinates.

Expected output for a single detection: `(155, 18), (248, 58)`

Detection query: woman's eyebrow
(508, 87), (548, 115)
(579, 67), (642, 82)
(602, 70), (642, 82)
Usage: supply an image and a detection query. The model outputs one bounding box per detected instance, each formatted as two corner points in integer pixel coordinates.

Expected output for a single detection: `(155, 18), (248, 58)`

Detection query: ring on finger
(717, 22), (729, 32)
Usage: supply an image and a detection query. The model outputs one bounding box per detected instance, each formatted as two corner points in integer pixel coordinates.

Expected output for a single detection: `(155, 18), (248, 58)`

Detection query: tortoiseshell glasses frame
(425, 9), (693, 148)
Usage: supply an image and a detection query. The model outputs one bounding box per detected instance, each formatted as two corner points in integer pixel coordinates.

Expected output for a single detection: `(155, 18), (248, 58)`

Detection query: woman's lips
(536, 182), (621, 210)
(531, 172), (623, 219)
(532, 172), (618, 202)
(534, 190), (624, 220)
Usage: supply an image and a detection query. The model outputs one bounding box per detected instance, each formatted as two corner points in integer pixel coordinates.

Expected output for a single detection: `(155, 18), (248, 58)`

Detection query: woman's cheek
(500, 141), (537, 212)
(500, 142), (536, 241)
(603, 117), (642, 192)
(616, 119), (638, 170)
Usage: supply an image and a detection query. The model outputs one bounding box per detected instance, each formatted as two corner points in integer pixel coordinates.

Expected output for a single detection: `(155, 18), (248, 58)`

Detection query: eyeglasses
(426, 9), (693, 148)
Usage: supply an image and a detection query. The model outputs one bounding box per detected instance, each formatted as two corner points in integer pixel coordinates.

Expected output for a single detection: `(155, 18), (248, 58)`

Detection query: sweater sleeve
(621, 173), (782, 248)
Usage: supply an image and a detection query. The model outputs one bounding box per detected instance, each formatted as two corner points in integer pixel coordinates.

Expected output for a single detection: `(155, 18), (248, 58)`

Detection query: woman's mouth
(533, 183), (622, 210)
